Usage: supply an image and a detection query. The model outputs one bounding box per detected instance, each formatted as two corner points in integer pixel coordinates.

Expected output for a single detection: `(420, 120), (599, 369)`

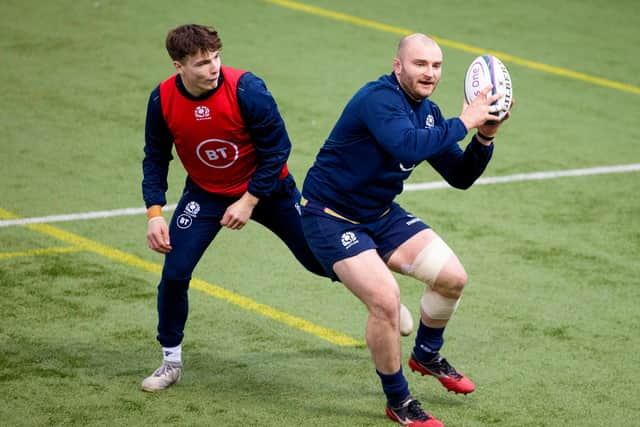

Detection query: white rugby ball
(464, 55), (513, 121)
(399, 303), (414, 337)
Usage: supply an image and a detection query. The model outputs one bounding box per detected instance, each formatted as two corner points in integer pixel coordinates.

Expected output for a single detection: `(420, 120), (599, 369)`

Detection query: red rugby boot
(409, 353), (475, 394)
(385, 397), (444, 427)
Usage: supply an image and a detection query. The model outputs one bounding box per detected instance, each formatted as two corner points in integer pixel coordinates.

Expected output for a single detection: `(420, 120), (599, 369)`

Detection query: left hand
(477, 98), (516, 140)
(220, 192), (259, 230)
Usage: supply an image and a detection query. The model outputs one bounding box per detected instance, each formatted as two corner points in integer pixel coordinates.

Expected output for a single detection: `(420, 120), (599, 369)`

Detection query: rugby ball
(464, 55), (513, 121)
(400, 303), (414, 337)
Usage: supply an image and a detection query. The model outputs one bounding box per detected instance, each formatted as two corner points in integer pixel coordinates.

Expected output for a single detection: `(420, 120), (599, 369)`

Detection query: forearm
(142, 154), (170, 207)
(240, 191), (260, 207)
(430, 136), (493, 189)
(404, 118), (467, 162)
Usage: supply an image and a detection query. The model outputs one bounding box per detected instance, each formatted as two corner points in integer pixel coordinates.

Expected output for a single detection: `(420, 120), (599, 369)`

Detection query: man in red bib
(140, 24), (326, 392)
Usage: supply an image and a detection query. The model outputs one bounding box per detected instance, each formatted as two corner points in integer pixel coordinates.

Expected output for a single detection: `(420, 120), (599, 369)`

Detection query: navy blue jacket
(302, 72), (493, 222)
(142, 70), (292, 208)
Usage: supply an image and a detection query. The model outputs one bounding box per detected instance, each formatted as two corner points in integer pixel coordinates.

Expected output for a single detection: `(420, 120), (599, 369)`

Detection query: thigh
(163, 187), (227, 279)
(300, 204), (377, 280)
(386, 229), (437, 272)
(374, 203), (430, 260)
(333, 249), (400, 308)
(252, 188), (326, 276)
(252, 185), (299, 236)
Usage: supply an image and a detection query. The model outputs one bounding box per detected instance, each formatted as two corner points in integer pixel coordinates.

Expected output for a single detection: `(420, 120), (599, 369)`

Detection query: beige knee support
(407, 237), (460, 320)
(409, 237), (452, 284)
(421, 288), (460, 320)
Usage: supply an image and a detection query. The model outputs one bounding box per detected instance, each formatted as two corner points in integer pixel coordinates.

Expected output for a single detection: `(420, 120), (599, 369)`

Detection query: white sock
(162, 344), (182, 364)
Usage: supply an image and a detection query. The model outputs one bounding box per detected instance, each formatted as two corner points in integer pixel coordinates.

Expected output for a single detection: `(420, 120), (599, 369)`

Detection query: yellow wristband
(146, 205), (162, 219)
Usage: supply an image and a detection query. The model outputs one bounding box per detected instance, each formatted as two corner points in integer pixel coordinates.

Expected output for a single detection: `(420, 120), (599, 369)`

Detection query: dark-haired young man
(140, 24), (326, 392)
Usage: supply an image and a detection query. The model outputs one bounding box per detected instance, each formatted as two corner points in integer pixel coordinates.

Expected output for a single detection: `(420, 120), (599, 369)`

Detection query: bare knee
(367, 292), (401, 326)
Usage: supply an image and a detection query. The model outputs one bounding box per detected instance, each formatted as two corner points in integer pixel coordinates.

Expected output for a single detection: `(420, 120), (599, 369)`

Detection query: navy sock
(376, 367), (410, 408)
(413, 321), (444, 362)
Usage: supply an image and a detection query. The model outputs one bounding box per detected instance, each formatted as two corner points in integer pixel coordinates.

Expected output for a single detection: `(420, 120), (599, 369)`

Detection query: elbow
(395, 148), (422, 165)
(447, 178), (474, 190)
(442, 169), (482, 190)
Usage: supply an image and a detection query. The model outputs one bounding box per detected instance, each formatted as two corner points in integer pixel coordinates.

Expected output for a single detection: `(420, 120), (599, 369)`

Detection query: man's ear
(393, 57), (401, 74)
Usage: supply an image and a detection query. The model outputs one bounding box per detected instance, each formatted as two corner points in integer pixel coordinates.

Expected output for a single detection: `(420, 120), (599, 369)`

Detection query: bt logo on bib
(196, 139), (239, 169)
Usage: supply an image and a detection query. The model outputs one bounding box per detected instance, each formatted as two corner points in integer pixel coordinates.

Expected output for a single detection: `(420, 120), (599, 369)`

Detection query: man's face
(174, 50), (221, 97)
(393, 41), (442, 101)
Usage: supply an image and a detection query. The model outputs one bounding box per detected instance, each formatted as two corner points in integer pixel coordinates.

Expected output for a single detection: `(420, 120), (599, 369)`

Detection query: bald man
(300, 34), (513, 426)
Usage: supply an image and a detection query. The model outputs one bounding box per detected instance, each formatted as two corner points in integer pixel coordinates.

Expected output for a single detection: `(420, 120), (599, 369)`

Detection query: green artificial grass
(1, 0), (639, 425)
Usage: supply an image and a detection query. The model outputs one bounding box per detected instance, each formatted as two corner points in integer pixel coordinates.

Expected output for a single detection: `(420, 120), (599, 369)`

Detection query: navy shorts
(300, 200), (429, 280)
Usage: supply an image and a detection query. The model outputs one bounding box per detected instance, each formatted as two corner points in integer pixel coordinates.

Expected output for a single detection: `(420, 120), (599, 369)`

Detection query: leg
(335, 250), (443, 426)
(387, 229), (467, 329)
(333, 250), (414, 406)
(142, 188), (226, 392)
(334, 249), (402, 374)
(387, 229), (475, 394)
(299, 207), (443, 425)
(157, 202), (223, 347)
(252, 186), (327, 277)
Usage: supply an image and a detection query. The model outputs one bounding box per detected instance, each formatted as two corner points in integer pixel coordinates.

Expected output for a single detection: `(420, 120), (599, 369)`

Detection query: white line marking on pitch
(0, 204), (177, 227)
(404, 163), (640, 191)
(1, 163), (639, 227)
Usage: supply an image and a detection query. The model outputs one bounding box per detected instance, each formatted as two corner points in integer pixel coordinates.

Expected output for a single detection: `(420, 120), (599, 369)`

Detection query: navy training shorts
(300, 200), (429, 281)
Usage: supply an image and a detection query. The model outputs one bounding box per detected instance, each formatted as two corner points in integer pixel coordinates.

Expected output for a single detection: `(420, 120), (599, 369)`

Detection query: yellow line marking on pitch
(0, 208), (362, 347)
(266, 0), (640, 96)
(0, 245), (84, 260)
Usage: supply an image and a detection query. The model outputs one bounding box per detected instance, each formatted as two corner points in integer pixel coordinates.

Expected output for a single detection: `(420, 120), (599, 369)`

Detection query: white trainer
(141, 362), (183, 392)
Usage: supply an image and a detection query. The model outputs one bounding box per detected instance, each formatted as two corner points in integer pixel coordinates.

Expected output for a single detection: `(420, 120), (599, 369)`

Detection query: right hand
(147, 217), (172, 253)
(459, 85), (502, 130)
(220, 191), (259, 230)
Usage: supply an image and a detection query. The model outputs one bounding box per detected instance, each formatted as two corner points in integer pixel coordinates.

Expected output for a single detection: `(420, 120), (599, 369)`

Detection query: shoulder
(357, 74), (404, 105)
(234, 71), (281, 121)
(158, 74), (177, 92)
(364, 73), (401, 94)
(147, 84), (162, 111)
(155, 74), (180, 106)
(219, 65), (247, 81)
(350, 74), (406, 117)
(237, 71), (269, 95)
(219, 66), (264, 90)
(236, 71), (276, 111)
(149, 84), (161, 100)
